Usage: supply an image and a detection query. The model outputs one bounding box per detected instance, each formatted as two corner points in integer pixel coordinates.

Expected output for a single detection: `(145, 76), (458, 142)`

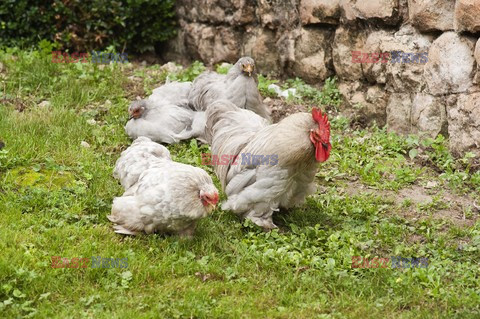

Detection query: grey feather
(125, 81), (206, 144)
(206, 100), (320, 230)
(188, 57), (271, 119)
(149, 81), (192, 107)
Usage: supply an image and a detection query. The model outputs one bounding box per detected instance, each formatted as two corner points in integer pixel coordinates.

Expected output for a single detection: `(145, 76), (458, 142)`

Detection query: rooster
(205, 100), (332, 230)
(109, 137), (219, 237)
(188, 57), (271, 120)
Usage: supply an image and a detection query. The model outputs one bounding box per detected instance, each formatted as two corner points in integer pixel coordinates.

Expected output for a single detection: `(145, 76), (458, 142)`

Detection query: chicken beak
(206, 203), (216, 213)
(244, 64), (253, 76)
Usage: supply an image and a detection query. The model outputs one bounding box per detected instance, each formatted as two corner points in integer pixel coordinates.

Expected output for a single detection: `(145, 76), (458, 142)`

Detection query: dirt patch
(407, 234), (426, 244)
(394, 186), (436, 205)
(394, 186), (478, 227)
(122, 78), (145, 100)
(341, 182), (479, 228)
(103, 144), (129, 156)
(266, 97), (308, 123)
(1, 97), (29, 112)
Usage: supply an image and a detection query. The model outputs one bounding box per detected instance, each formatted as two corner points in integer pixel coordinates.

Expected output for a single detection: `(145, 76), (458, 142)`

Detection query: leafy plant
(284, 77), (342, 108)
(257, 74), (279, 98)
(0, 0), (177, 53)
(215, 63), (232, 75)
(166, 61), (206, 82)
(423, 135), (455, 171)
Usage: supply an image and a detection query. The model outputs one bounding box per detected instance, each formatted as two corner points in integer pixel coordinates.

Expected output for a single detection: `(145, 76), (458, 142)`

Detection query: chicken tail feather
(113, 225), (139, 236)
(204, 100), (239, 143)
(109, 196), (144, 235)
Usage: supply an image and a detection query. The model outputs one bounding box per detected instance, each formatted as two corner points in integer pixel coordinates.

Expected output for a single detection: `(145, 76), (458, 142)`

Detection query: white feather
(110, 138), (218, 236)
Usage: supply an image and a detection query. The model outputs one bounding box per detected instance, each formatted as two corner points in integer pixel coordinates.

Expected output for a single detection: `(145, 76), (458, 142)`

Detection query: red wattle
(315, 144), (326, 162)
(315, 142), (331, 162)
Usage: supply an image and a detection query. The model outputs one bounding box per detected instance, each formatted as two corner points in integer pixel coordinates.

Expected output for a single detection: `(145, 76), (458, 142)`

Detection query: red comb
(311, 108), (330, 129)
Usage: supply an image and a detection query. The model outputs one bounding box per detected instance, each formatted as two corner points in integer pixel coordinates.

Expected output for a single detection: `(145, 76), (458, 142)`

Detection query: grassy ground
(0, 47), (479, 318)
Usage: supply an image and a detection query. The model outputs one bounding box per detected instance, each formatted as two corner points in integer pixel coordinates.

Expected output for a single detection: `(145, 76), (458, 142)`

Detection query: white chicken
(113, 136), (171, 190)
(109, 137), (219, 237)
(205, 100), (332, 230)
(188, 57), (271, 119)
(125, 81), (206, 144)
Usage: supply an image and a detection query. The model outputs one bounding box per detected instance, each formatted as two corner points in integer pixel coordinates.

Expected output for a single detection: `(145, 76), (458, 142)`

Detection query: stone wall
(163, 0), (480, 156)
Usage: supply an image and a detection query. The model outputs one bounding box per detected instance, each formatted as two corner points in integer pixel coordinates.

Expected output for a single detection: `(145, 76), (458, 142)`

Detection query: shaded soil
(122, 76), (145, 100)
(266, 97), (308, 123)
(1, 97), (29, 112)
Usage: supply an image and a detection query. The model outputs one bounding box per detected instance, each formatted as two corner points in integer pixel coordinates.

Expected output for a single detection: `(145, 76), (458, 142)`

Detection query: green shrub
(0, 0), (177, 53)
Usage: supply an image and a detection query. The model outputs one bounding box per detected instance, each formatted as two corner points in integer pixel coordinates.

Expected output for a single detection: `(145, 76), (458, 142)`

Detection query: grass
(0, 48), (479, 318)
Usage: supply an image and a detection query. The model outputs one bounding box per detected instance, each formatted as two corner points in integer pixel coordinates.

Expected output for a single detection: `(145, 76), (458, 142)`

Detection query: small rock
(38, 100), (51, 108)
(194, 272), (211, 282)
(104, 100), (112, 107)
(473, 200), (480, 211)
(141, 60), (147, 66)
(263, 97), (272, 104)
(86, 119), (96, 125)
(80, 141), (90, 148)
(425, 181), (438, 189)
(160, 62), (182, 74)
